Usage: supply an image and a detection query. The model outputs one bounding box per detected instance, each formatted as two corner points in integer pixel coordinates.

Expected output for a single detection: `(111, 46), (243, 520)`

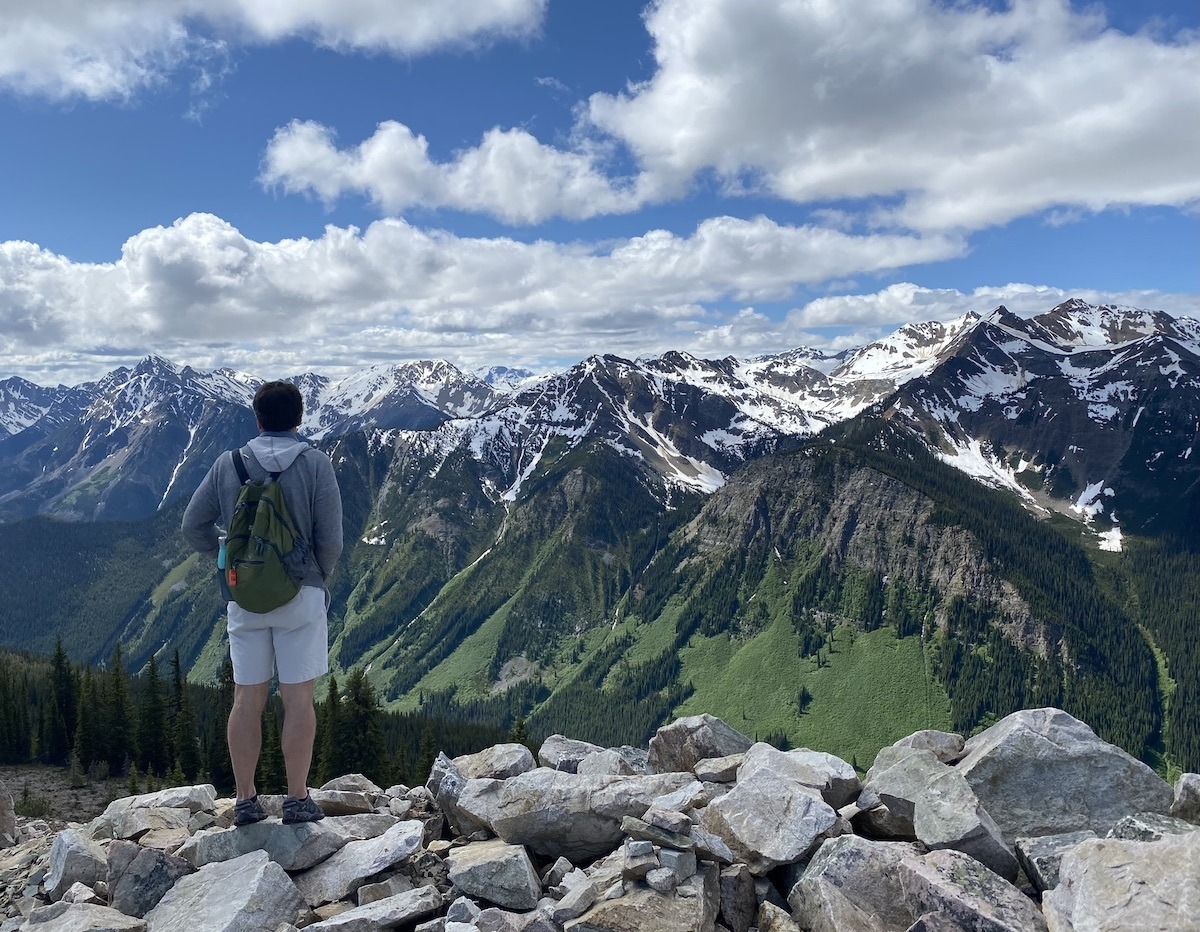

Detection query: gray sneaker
(233, 795), (268, 827)
(282, 794), (325, 824)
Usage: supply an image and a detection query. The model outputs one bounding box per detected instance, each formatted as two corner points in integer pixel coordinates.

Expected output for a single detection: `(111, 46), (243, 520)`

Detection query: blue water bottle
(217, 535), (233, 601)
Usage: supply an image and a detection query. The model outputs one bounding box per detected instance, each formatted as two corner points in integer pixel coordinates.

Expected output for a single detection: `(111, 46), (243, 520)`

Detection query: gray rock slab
(45, 829), (107, 902)
(693, 754), (743, 783)
(648, 714), (753, 775)
(1042, 832), (1200, 931)
(176, 820), (347, 871)
(324, 813), (401, 841)
(460, 769), (692, 862)
(787, 835), (922, 932)
(319, 774), (384, 797)
(899, 849), (1047, 932)
(1013, 831), (1097, 893)
(892, 730), (965, 764)
(757, 902), (801, 932)
(356, 873), (414, 906)
(538, 736), (605, 774)
(577, 750), (636, 778)
(303, 884), (442, 931)
(427, 754), (492, 838)
(292, 819), (425, 907)
(565, 865), (719, 932)
(619, 816), (693, 850)
(699, 770), (836, 875)
(454, 745), (537, 780)
(719, 863), (755, 932)
(1171, 772), (1200, 825)
(738, 744), (860, 808)
(143, 850), (305, 932)
(447, 839), (541, 911)
(21, 902), (147, 931)
(309, 790), (373, 816)
(650, 780), (726, 814)
(860, 746), (1018, 880)
(113, 808), (190, 843)
(60, 882), (103, 905)
(1107, 810), (1198, 841)
(107, 840), (195, 918)
(689, 824), (735, 865)
(0, 783), (16, 850)
(955, 708), (1173, 840)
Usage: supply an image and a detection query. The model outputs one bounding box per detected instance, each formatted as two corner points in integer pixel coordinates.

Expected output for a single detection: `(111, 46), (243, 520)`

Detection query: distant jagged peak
(833, 311), (980, 382)
(1032, 300), (1181, 349)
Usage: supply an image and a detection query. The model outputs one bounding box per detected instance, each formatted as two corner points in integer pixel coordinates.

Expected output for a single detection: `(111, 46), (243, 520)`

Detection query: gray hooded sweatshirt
(182, 432), (343, 592)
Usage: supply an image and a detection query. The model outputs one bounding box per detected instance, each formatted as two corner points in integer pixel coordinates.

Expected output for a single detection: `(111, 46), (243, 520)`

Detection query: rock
(538, 736), (605, 773)
(308, 790), (373, 817)
(106, 840), (195, 918)
(899, 849), (1048, 932)
(303, 884), (442, 931)
(446, 896), (482, 922)
(787, 835), (921, 932)
(1042, 832), (1200, 931)
(905, 914), (966, 932)
(324, 813), (400, 841)
(577, 751), (636, 778)
(447, 839), (541, 911)
(143, 850), (305, 932)
(642, 806), (692, 835)
(693, 755), (743, 784)
(293, 820), (425, 907)
(648, 715), (753, 775)
(719, 863), (756, 932)
(699, 770), (836, 875)
(857, 746), (1018, 880)
(621, 840), (658, 881)
(356, 873), (414, 905)
(319, 774), (383, 797)
(60, 883), (103, 906)
(1107, 811), (1198, 841)
(651, 780), (726, 814)
(565, 865), (719, 931)
(619, 816), (693, 850)
(1171, 772), (1200, 825)
(689, 825), (735, 865)
(542, 857), (574, 888)
(20, 902), (147, 930)
(549, 881), (597, 924)
(645, 868), (677, 893)
(1013, 832), (1097, 893)
(427, 754), (491, 838)
(84, 787), (217, 841)
(738, 744), (860, 808)
(459, 769), (692, 862)
(757, 902), (801, 932)
(955, 708), (1173, 840)
(113, 807), (189, 842)
(176, 820), (347, 871)
(0, 784), (15, 850)
(892, 730), (965, 764)
(658, 848), (697, 882)
(45, 829), (107, 902)
(454, 745), (537, 781)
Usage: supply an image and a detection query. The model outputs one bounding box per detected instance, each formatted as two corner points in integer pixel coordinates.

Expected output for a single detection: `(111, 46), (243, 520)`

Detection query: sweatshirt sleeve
(311, 451), (344, 580)
(181, 459), (223, 556)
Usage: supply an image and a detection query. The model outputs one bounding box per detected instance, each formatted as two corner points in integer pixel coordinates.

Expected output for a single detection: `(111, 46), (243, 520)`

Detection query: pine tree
(104, 645), (135, 774)
(341, 670), (384, 781)
(415, 726), (438, 785)
(46, 638), (75, 765)
(507, 716), (533, 753)
(137, 655), (169, 776)
(206, 658), (235, 792)
(316, 675), (342, 785)
(73, 671), (101, 771)
(259, 707), (285, 795)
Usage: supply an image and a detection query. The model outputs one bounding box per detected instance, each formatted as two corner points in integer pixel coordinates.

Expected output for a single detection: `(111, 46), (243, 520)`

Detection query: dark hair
(253, 381), (303, 432)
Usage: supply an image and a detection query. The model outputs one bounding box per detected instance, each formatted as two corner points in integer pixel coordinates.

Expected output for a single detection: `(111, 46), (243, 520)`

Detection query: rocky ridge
(1, 707), (1197, 932)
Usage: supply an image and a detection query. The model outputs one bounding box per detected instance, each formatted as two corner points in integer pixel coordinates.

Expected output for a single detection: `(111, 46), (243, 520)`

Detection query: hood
(246, 432), (309, 474)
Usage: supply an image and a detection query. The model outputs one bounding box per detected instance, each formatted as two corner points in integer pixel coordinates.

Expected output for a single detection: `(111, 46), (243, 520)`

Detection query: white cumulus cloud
(0, 0), (547, 101)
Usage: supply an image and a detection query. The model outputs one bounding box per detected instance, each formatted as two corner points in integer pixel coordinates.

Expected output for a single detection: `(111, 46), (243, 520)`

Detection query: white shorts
(227, 586), (329, 685)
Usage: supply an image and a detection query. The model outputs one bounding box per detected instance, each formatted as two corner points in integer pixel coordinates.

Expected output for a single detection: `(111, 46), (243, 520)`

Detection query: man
(182, 381), (343, 825)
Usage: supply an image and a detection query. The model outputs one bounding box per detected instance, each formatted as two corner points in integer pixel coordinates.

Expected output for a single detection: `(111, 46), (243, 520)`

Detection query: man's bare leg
(228, 681), (269, 801)
(279, 679), (317, 799)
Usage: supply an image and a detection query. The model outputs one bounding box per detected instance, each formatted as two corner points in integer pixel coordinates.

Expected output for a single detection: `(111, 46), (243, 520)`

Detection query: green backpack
(223, 449), (307, 613)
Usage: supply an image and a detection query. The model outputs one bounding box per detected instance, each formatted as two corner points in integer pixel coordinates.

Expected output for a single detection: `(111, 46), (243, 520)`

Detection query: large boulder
(539, 736), (605, 773)
(302, 884), (442, 931)
(176, 820), (347, 871)
(858, 746), (1018, 880)
(292, 820), (425, 907)
(787, 835), (921, 932)
(648, 715), (752, 775)
(142, 850), (305, 932)
(106, 840), (196, 918)
(891, 730), (965, 764)
(1042, 832), (1200, 931)
(457, 769), (693, 862)
(565, 863), (719, 932)
(1013, 832), (1096, 893)
(955, 708), (1172, 840)
(453, 744), (537, 780)
(426, 754), (492, 838)
(738, 744), (860, 808)
(1171, 772), (1200, 825)
(447, 839), (542, 910)
(45, 829), (107, 902)
(698, 771), (836, 875)
(19, 902), (147, 930)
(899, 849), (1048, 932)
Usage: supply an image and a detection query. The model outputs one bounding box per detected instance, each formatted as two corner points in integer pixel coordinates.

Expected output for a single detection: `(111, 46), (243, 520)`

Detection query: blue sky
(0, 0), (1197, 383)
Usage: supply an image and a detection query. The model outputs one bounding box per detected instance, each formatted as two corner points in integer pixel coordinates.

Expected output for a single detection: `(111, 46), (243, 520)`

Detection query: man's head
(253, 381), (303, 433)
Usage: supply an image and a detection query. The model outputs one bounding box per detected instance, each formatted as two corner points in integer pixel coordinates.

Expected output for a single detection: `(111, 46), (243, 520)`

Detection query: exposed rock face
(1042, 832), (1200, 932)
(142, 850), (305, 932)
(899, 849), (1048, 932)
(648, 714), (753, 774)
(858, 746), (1018, 880)
(44, 830), (106, 902)
(955, 708), (1173, 840)
(105, 841), (195, 918)
(787, 835), (920, 932)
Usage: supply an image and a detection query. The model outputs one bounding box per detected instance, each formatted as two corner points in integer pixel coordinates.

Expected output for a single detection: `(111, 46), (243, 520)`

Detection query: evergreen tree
(316, 675), (341, 786)
(46, 638), (75, 765)
(507, 716), (533, 753)
(259, 707), (285, 795)
(206, 657), (235, 792)
(104, 645), (135, 774)
(137, 655), (169, 776)
(415, 726), (438, 785)
(172, 687), (202, 781)
(341, 670), (385, 780)
(73, 671), (102, 770)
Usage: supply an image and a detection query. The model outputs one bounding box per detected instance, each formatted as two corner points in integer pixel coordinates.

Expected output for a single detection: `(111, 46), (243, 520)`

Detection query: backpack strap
(231, 449), (251, 485)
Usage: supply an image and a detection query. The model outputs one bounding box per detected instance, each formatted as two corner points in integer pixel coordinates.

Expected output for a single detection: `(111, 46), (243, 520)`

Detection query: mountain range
(1, 300), (1196, 773)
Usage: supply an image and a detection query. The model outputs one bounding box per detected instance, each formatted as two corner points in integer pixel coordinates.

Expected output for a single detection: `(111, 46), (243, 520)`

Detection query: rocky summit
(1, 708), (1197, 932)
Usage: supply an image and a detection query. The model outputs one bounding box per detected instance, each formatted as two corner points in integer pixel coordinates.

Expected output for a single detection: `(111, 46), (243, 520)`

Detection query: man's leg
(227, 681), (269, 801)
(279, 679), (317, 800)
